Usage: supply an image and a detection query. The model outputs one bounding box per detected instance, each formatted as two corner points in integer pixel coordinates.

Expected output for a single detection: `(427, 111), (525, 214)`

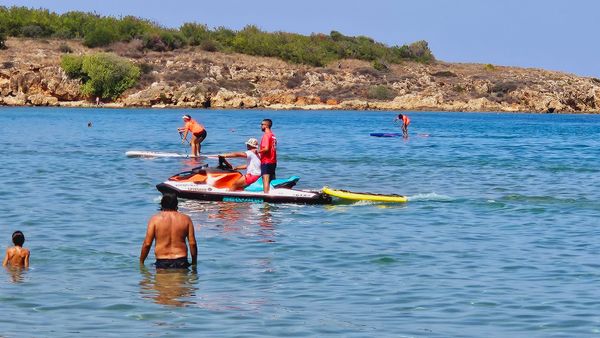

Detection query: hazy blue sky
(2, 0), (598, 77)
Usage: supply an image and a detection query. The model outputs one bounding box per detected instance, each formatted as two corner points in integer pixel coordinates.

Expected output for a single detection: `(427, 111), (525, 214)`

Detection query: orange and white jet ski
(156, 157), (332, 204)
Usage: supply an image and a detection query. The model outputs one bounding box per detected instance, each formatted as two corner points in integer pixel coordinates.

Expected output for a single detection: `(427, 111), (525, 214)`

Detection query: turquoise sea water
(1, 107), (600, 337)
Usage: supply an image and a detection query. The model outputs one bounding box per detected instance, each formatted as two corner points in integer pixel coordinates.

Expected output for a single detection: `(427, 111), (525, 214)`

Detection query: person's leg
(262, 174), (271, 193)
(191, 135), (199, 157)
(231, 176), (246, 191)
(196, 131), (207, 155)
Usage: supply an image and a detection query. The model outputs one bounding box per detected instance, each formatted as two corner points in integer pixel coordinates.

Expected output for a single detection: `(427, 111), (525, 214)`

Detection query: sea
(0, 107), (599, 337)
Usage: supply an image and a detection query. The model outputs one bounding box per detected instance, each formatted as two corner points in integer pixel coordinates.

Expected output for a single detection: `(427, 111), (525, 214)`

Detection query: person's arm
(179, 123), (189, 142)
(140, 218), (156, 265)
(219, 151), (246, 159)
(2, 249), (8, 267)
(24, 250), (29, 268)
(187, 217), (198, 266)
(259, 135), (270, 155)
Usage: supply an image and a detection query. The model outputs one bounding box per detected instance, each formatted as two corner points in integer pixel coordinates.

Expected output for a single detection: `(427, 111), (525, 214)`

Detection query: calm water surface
(1, 107), (600, 337)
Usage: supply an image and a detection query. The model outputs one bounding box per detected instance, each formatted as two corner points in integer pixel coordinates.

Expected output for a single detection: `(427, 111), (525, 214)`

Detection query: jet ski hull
(156, 182), (332, 205)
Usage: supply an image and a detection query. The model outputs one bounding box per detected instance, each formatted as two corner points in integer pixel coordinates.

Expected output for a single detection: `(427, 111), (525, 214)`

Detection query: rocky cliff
(1, 38), (599, 113)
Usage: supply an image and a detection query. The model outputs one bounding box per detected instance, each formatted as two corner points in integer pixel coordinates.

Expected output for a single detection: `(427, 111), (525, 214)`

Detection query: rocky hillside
(1, 38), (599, 113)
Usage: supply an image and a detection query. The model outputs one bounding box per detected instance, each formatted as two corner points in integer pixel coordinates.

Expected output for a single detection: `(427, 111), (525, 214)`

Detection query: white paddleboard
(125, 151), (218, 158)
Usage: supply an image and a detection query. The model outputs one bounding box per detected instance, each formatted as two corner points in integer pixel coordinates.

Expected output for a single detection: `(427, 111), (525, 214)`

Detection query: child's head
(12, 231), (25, 246)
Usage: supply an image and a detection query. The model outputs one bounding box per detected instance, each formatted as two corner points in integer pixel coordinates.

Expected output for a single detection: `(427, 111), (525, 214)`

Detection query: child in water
(3, 231), (30, 268)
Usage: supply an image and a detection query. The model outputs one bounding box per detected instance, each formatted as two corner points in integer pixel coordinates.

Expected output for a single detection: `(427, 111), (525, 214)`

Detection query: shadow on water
(139, 265), (198, 307)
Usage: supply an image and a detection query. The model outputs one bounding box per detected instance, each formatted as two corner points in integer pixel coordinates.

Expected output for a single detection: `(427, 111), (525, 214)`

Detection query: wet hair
(12, 231), (25, 246)
(262, 119), (272, 128)
(397, 114), (404, 119)
(160, 193), (179, 211)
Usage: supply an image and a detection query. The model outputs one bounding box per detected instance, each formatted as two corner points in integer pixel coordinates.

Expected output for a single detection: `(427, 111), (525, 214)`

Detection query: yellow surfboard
(322, 186), (408, 203)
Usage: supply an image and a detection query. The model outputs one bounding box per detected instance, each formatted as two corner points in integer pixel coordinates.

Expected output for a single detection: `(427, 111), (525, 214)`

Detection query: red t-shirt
(260, 131), (277, 164)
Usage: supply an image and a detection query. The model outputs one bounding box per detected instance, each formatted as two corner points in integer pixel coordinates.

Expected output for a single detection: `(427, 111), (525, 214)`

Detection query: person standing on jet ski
(259, 119), (277, 193)
(219, 138), (262, 190)
(178, 114), (207, 157)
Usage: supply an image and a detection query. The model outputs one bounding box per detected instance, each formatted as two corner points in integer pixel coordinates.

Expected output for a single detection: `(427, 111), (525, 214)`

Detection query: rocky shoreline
(1, 38), (599, 113)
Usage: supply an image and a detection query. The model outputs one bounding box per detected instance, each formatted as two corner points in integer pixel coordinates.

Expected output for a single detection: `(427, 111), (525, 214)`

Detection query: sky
(2, 0), (598, 77)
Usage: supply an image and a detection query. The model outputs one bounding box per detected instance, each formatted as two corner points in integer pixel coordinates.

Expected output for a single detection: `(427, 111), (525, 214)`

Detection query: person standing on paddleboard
(178, 114), (207, 157)
(394, 113), (410, 138)
(259, 119), (277, 193)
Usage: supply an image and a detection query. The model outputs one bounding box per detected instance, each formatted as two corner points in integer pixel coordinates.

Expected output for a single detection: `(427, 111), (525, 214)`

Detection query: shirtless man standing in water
(140, 193), (197, 269)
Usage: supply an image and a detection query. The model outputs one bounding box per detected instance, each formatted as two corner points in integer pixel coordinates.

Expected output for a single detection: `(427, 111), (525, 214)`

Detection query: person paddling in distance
(178, 114), (207, 157)
(218, 138), (262, 190)
(259, 119), (277, 193)
(394, 113), (410, 138)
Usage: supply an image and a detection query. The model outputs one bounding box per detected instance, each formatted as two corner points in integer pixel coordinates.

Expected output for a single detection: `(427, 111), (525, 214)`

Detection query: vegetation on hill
(60, 53), (140, 100)
(0, 6), (435, 66)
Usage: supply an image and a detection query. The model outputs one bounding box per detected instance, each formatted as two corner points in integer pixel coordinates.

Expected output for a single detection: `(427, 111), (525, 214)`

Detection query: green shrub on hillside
(21, 24), (45, 37)
(407, 40), (434, 62)
(367, 85), (396, 100)
(180, 23), (210, 46)
(60, 54), (85, 78)
(2, 6), (436, 66)
(84, 23), (119, 47)
(60, 53), (140, 100)
(143, 30), (185, 51)
(372, 59), (389, 72)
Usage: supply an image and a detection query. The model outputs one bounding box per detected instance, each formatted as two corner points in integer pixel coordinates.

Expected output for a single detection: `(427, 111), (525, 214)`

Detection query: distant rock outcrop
(1, 38), (599, 113)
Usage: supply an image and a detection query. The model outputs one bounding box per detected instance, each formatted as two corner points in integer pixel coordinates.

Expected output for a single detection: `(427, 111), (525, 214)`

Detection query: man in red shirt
(259, 119), (277, 193)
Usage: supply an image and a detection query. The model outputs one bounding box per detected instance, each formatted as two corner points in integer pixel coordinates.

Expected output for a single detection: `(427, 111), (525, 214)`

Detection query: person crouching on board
(219, 138), (262, 190)
(178, 114), (207, 157)
(394, 113), (410, 138)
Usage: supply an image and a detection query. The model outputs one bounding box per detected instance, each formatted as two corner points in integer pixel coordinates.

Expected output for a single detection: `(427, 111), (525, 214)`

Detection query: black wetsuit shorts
(193, 129), (207, 142)
(155, 257), (190, 269)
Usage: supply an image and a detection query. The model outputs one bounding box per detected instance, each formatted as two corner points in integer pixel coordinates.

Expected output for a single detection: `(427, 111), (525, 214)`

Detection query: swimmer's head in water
(12, 231), (25, 246)
(160, 193), (178, 211)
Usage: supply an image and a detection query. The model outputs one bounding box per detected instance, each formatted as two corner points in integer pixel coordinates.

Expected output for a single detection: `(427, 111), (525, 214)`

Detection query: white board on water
(126, 150), (189, 158)
(125, 151), (218, 158)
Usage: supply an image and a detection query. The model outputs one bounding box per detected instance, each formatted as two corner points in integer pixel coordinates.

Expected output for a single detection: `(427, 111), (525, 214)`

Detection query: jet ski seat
(244, 176), (300, 192)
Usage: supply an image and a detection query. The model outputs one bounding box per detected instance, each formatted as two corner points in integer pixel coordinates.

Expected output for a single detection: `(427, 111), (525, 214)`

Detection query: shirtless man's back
(140, 193), (197, 269)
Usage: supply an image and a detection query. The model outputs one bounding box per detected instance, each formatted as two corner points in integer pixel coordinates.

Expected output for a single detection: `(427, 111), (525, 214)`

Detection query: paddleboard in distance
(125, 151), (218, 158)
(322, 186), (408, 203)
(370, 132), (403, 138)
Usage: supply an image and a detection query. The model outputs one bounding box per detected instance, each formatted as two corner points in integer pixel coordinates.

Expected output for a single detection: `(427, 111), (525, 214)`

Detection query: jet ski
(156, 157), (332, 204)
